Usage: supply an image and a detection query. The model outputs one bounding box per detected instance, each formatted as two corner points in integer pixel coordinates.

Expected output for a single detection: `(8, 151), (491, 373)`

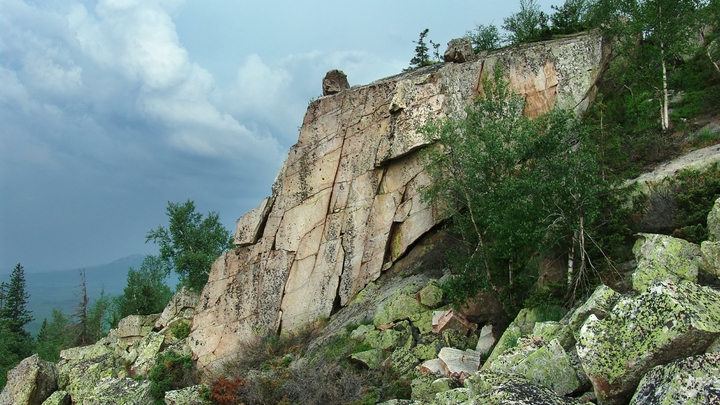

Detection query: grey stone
(0, 354), (57, 405)
(630, 352), (720, 405)
(322, 69), (349, 96)
(444, 37), (473, 63)
(631, 233), (702, 292)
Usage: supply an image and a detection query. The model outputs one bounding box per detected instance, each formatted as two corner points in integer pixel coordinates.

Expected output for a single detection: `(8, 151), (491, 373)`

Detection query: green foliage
(503, 0), (551, 44)
(149, 350), (196, 401)
(113, 255), (173, 321)
(171, 321), (191, 340)
(466, 24), (504, 52)
(630, 163), (720, 243)
(36, 309), (71, 362)
(1, 263), (33, 336)
(0, 263), (35, 390)
(406, 28), (442, 71)
(550, 0), (592, 35)
(421, 67), (623, 314)
(146, 200), (233, 292)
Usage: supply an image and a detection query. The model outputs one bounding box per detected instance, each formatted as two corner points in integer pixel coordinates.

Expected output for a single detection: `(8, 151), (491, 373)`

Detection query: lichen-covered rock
(130, 331), (165, 376)
(567, 285), (620, 341)
(57, 345), (119, 404)
(155, 287), (199, 330)
(631, 233), (702, 292)
(432, 387), (470, 405)
(374, 294), (428, 326)
(491, 338), (581, 395)
(438, 347), (481, 376)
(40, 390), (70, 405)
(0, 354), (57, 405)
(385, 347), (420, 375)
(164, 385), (213, 405)
(630, 352), (720, 405)
(464, 371), (588, 404)
(413, 340), (444, 361)
(118, 314), (160, 344)
(417, 283), (444, 308)
(702, 241), (720, 276)
(577, 280), (720, 405)
(482, 308), (539, 369)
(349, 348), (385, 369)
(708, 197), (720, 241)
(411, 310), (435, 335)
(411, 374), (438, 402)
(82, 377), (153, 405)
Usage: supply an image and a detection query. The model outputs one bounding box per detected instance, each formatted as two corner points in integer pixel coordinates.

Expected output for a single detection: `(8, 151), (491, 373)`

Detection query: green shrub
(171, 322), (191, 340)
(148, 350), (197, 402)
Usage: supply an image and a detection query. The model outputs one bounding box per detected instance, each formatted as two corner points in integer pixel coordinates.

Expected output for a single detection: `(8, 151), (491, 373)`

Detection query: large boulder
(40, 390), (70, 405)
(464, 371), (588, 404)
(488, 338), (581, 396)
(56, 344), (119, 403)
(374, 294), (428, 326)
(81, 377), (153, 405)
(483, 308), (541, 368)
(0, 354), (57, 405)
(443, 37), (473, 63)
(322, 69), (349, 96)
(576, 280), (720, 405)
(629, 352), (720, 405)
(631, 233), (702, 293)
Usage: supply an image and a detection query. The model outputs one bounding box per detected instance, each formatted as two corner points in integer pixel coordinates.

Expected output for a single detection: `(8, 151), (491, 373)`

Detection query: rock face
(189, 31), (607, 374)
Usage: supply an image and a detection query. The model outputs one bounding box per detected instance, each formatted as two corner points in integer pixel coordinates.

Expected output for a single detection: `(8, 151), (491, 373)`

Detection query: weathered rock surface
(82, 377), (153, 405)
(709, 197), (720, 241)
(631, 233), (702, 292)
(576, 280), (720, 405)
(464, 371), (588, 404)
(322, 69), (350, 96)
(155, 286), (199, 330)
(190, 31), (607, 375)
(164, 385), (212, 405)
(437, 347), (481, 376)
(40, 390), (70, 405)
(0, 354), (57, 405)
(443, 37), (473, 63)
(629, 352), (720, 405)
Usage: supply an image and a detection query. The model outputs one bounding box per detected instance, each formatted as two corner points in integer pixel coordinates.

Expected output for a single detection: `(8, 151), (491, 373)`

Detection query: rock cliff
(189, 31), (608, 374)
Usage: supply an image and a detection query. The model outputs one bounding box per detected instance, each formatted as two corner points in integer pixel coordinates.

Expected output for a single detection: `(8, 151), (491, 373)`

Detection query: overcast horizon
(1, 0), (559, 272)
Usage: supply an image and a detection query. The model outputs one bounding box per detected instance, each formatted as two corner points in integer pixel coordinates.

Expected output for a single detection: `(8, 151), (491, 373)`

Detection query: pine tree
(1, 263), (33, 336)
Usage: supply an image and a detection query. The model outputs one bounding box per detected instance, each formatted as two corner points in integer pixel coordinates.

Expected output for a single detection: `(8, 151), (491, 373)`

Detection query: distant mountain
(0, 254), (178, 336)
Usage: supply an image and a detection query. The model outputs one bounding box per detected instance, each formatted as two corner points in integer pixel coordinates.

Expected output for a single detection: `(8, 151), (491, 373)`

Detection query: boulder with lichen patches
(164, 385), (213, 405)
(576, 280), (720, 405)
(701, 241), (720, 276)
(0, 354), (57, 405)
(482, 308), (540, 369)
(631, 233), (702, 293)
(567, 285), (621, 341)
(489, 338), (581, 396)
(464, 370), (589, 404)
(81, 377), (153, 405)
(40, 390), (70, 405)
(374, 294), (428, 326)
(629, 352), (720, 405)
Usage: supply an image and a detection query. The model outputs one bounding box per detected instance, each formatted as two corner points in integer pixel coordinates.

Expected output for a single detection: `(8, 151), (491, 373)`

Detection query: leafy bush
(632, 163), (720, 243)
(171, 321), (191, 340)
(148, 350), (197, 402)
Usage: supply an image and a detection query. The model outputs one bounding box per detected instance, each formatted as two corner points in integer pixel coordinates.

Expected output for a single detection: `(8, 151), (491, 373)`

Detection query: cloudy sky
(1, 0), (559, 272)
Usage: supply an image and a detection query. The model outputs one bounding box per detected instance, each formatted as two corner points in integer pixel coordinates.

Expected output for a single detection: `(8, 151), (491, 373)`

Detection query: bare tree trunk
(701, 30), (720, 75)
(567, 232), (576, 291)
(661, 42), (670, 131)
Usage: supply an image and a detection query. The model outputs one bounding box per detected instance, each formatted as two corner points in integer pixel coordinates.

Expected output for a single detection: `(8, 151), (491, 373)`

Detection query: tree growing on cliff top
(146, 200), (233, 292)
(406, 28), (442, 71)
(420, 67), (622, 314)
